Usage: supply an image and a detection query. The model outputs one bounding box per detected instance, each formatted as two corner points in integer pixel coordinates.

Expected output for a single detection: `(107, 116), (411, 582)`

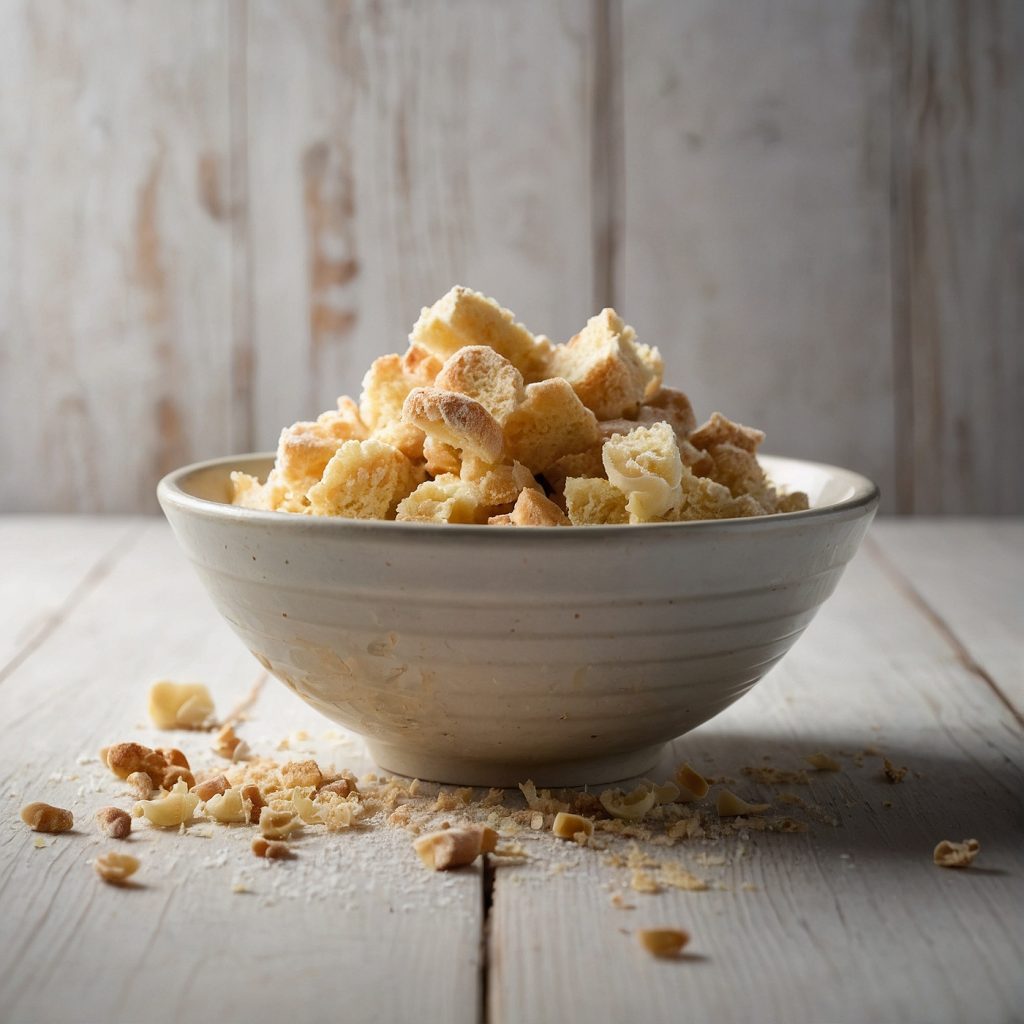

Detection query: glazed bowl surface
(158, 454), (878, 786)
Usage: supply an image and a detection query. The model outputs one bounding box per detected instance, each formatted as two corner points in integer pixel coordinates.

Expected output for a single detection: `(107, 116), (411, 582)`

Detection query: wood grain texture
(891, 0), (1024, 513)
(871, 519), (1024, 709)
(0, 518), (1021, 1023)
(619, 0), (896, 506)
(0, 521), (482, 1024)
(0, 1), (242, 512)
(489, 536), (1024, 1024)
(244, 0), (598, 447)
(0, 0), (1021, 513)
(0, 517), (139, 673)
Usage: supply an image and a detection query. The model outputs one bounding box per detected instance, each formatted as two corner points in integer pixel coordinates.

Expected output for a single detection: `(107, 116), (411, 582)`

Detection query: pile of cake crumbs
(14, 682), (979, 941)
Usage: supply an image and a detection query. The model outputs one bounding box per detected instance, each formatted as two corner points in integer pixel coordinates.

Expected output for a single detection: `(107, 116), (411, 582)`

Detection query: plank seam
(228, 0), (255, 453)
(0, 522), (147, 690)
(889, 0), (915, 513)
(480, 854), (495, 1024)
(865, 535), (1024, 728)
(591, 0), (622, 309)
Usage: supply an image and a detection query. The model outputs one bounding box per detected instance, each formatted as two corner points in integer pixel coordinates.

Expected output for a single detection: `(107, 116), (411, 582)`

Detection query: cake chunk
(434, 346), (525, 425)
(564, 477), (629, 525)
(410, 286), (551, 381)
(402, 387), (505, 463)
(602, 422), (683, 523)
(307, 440), (419, 519)
(689, 411), (765, 453)
(503, 378), (601, 473)
(549, 308), (654, 419)
(395, 474), (483, 524)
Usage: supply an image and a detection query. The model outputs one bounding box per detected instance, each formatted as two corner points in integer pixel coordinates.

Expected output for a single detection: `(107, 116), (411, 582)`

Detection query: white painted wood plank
(0, 1), (240, 512)
(871, 519), (1024, 709)
(619, 0), (896, 507)
(0, 520), (481, 1024)
(490, 543), (1023, 1024)
(244, 0), (598, 447)
(0, 517), (139, 671)
(891, 0), (1024, 513)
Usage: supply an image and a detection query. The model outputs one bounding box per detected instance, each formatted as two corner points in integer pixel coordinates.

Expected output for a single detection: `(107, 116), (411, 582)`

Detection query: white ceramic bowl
(158, 454), (878, 786)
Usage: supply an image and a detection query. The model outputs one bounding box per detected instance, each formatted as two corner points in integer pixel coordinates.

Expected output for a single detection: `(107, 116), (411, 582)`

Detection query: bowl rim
(158, 451), (880, 536)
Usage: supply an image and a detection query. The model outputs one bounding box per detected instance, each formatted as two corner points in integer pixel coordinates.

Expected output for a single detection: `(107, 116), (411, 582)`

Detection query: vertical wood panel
(892, 0), (1024, 513)
(0, 0), (239, 511)
(619, 0), (896, 507)
(244, 0), (599, 447)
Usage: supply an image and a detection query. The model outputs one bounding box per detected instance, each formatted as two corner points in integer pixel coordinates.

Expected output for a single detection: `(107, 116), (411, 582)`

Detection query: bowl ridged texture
(160, 454), (877, 785)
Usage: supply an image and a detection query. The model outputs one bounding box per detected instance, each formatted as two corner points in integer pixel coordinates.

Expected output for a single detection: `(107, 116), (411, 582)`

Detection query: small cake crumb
(882, 758), (908, 784)
(20, 802), (73, 834)
(933, 838), (980, 869)
(636, 928), (690, 958)
(717, 790), (770, 817)
(94, 851), (140, 885)
(803, 752), (842, 772)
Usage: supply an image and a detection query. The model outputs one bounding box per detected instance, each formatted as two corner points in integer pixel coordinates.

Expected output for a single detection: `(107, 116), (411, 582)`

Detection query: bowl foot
(364, 740), (666, 788)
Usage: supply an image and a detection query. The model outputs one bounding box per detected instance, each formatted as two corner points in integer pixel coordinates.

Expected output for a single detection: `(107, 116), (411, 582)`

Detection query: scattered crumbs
(231, 881), (249, 894)
(660, 862), (708, 892)
(803, 752), (842, 772)
(742, 766), (809, 785)
(630, 869), (662, 894)
(882, 800), (893, 809)
(33, 837), (47, 849)
(882, 758), (908, 784)
(610, 891), (636, 910)
(741, 882), (758, 892)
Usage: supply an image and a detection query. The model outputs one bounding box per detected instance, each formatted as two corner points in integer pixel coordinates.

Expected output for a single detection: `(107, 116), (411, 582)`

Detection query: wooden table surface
(0, 517), (1021, 1024)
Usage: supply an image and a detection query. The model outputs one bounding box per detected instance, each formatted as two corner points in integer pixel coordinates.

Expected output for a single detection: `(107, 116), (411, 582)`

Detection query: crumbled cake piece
(675, 763), (710, 800)
(307, 439), (420, 519)
(500, 488), (570, 527)
(434, 346), (525, 425)
(94, 851), (140, 885)
(20, 802), (74, 834)
(413, 825), (498, 871)
(212, 724), (249, 762)
(689, 411), (765, 453)
(549, 308), (653, 419)
(359, 354), (416, 432)
(396, 474), (483, 524)
(641, 386), (696, 438)
(402, 386), (505, 464)
(133, 780), (200, 828)
(563, 477), (629, 526)
(882, 758), (908, 784)
(602, 422), (683, 522)
(600, 786), (657, 821)
(251, 836), (294, 860)
(933, 838), (980, 869)
(148, 681), (216, 730)
(95, 807), (132, 839)
(411, 286), (551, 382)
(636, 928), (689, 958)
(503, 377), (601, 473)
(552, 812), (595, 841)
(716, 790), (770, 817)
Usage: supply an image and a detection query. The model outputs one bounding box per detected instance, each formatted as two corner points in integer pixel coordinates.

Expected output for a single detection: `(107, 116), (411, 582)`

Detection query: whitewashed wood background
(0, 0), (1020, 514)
